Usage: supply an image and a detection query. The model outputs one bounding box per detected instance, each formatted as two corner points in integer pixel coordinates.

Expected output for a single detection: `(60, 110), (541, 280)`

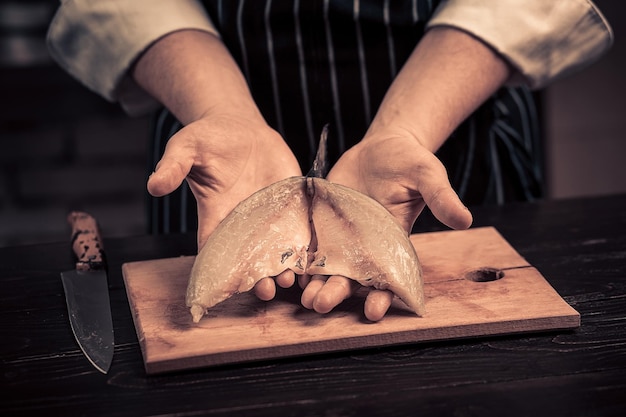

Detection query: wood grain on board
(122, 227), (579, 374)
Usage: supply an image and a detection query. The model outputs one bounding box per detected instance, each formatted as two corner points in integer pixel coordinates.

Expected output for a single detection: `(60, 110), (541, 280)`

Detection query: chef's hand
(147, 114), (302, 250)
(298, 133), (473, 321)
(329, 134), (472, 232)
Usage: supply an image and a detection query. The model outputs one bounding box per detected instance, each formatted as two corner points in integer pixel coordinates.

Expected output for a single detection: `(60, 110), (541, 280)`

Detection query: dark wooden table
(2, 194), (626, 416)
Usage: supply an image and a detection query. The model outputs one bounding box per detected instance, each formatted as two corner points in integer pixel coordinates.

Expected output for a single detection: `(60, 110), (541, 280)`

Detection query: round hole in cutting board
(464, 267), (505, 282)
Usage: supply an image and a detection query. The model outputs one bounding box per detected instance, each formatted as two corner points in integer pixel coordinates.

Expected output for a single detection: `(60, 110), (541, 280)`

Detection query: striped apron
(148, 0), (543, 235)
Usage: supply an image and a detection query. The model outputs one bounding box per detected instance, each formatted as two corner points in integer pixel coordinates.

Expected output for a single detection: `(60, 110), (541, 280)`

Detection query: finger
(301, 275), (326, 309)
(424, 186), (473, 230)
(147, 138), (194, 197)
(364, 289), (394, 322)
(312, 275), (356, 314)
(275, 269), (295, 288)
(417, 158), (473, 230)
(298, 273), (312, 289)
(254, 277), (276, 301)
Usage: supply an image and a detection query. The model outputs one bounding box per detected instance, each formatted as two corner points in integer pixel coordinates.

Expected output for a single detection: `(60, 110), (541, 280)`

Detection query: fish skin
(186, 176), (424, 322)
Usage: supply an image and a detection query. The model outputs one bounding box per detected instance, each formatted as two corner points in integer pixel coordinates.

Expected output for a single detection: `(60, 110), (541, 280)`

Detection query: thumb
(147, 145), (194, 197)
(410, 152), (473, 230)
(423, 186), (473, 230)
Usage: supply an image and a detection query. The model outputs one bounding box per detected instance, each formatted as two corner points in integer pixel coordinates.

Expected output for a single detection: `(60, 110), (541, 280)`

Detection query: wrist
(196, 98), (265, 125)
(364, 118), (440, 153)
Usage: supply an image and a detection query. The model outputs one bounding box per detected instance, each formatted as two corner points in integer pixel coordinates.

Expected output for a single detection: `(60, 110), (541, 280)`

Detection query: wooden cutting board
(122, 227), (579, 374)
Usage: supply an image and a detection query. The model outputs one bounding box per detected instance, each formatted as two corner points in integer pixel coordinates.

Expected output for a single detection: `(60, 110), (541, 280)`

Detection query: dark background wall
(544, 0), (626, 199)
(0, 0), (151, 247)
(1, 0), (625, 247)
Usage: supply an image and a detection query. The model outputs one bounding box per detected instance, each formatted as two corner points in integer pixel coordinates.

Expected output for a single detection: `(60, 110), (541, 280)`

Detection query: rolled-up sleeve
(47, 0), (219, 115)
(427, 0), (613, 89)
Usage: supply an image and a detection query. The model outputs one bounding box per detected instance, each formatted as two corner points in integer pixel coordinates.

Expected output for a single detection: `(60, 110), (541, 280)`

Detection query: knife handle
(68, 211), (105, 271)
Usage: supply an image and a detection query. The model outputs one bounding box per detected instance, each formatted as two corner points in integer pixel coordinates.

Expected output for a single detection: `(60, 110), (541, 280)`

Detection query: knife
(60, 211), (114, 374)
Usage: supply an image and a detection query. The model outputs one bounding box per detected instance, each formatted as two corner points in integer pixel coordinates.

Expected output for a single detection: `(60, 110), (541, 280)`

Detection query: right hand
(146, 114), (302, 250)
(300, 132), (473, 321)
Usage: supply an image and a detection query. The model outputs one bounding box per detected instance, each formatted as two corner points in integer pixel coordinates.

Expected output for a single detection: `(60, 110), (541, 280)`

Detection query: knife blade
(60, 211), (114, 374)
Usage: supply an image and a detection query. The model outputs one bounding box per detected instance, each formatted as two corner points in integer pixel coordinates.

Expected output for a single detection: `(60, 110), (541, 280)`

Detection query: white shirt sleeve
(426, 0), (613, 89)
(46, 0), (219, 115)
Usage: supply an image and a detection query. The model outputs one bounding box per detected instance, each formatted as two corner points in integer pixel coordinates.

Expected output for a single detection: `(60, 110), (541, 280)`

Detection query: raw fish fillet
(186, 177), (311, 323)
(186, 176), (424, 323)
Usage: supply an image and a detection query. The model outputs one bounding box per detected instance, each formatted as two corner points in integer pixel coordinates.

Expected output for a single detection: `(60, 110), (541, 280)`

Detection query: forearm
(132, 29), (262, 125)
(367, 26), (511, 152)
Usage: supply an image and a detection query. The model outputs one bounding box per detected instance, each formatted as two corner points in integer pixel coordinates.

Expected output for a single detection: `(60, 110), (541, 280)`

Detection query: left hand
(147, 114), (302, 249)
(299, 132), (473, 321)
